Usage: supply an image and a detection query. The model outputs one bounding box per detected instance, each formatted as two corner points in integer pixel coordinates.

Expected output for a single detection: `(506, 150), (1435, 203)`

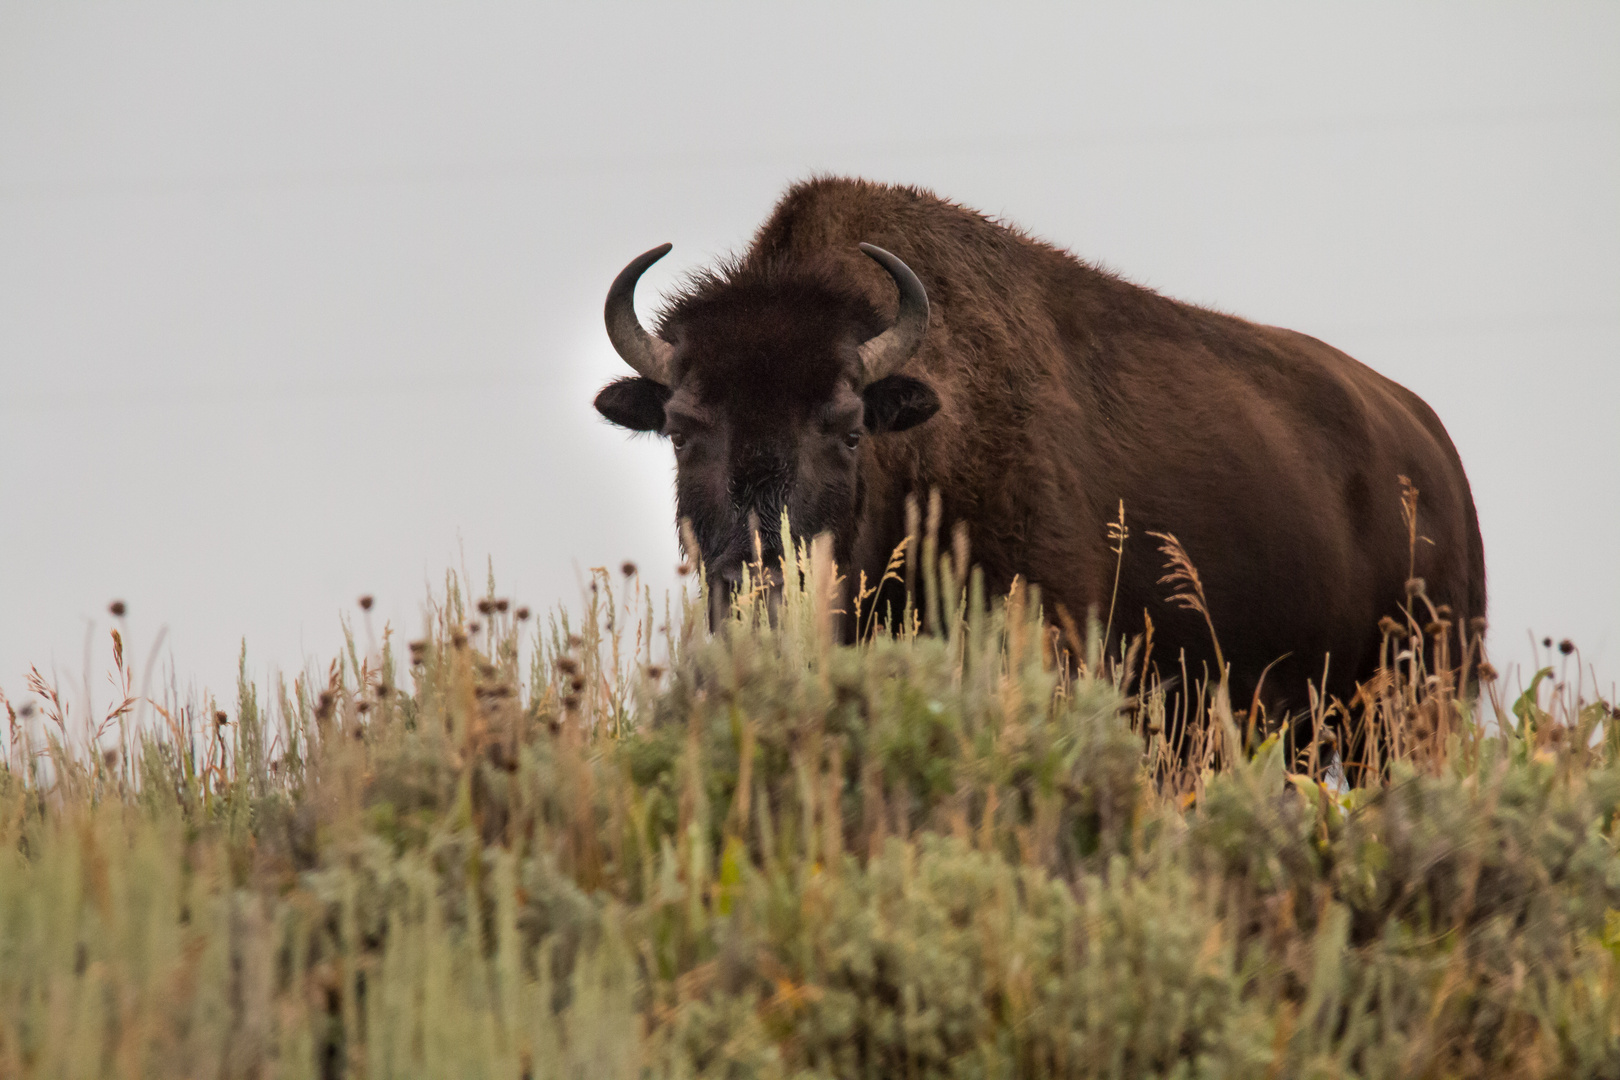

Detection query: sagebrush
(2, 542), (1616, 1078)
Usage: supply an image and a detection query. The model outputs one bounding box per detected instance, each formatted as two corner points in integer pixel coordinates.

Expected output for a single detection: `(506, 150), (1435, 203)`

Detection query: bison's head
(593, 243), (939, 594)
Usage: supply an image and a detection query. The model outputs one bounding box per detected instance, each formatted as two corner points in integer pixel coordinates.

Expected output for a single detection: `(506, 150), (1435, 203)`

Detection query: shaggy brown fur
(595, 177), (1487, 741)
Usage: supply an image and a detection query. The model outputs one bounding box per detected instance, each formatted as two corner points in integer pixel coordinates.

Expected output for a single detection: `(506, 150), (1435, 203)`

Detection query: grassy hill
(2, 544), (1617, 1078)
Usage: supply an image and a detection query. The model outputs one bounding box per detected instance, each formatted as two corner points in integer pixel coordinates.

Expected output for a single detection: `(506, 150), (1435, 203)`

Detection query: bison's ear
(595, 377), (671, 433)
(863, 375), (940, 434)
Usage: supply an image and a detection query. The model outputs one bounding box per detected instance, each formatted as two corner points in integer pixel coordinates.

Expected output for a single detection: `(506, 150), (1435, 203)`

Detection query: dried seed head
(567, 634), (584, 649)
(1425, 620), (1447, 638)
(467, 620), (481, 634)
(495, 598), (509, 613)
(1404, 577), (1425, 599)
(555, 656), (579, 675)
(451, 630), (468, 649)
(356, 701), (371, 715)
(622, 561), (638, 578)
(108, 600), (127, 617)
(17, 702), (35, 719)
(358, 595), (374, 611)
(102, 748), (119, 768)
(1377, 616), (1401, 637)
(1477, 661), (1498, 681)
(569, 676), (586, 693)
(215, 710), (229, 727)
(562, 693), (580, 711)
(1559, 638), (1575, 656)
(1543, 637), (1554, 649)
(676, 560), (693, 576)
(477, 599), (495, 615)
(646, 665), (665, 680)
(1435, 604), (1452, 619)
(1469, 616), (1488, 634)
(515, 606), (531, 621)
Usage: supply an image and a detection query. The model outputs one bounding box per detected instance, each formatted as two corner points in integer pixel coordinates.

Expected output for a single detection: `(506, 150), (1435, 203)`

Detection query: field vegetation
(2, 521), (1617, 1078)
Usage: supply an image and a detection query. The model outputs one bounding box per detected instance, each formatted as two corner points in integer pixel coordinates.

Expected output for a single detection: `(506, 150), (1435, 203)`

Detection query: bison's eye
(669, 433), (687, 450)
(843, 431), (861, 450)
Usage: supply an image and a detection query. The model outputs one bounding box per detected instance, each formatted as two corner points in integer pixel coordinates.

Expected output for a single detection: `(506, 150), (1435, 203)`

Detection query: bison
(593, 177), (1485, 755)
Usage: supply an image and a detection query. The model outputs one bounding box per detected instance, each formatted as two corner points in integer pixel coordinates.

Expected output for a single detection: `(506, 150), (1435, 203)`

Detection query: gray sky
(3, 2), (1617, 715)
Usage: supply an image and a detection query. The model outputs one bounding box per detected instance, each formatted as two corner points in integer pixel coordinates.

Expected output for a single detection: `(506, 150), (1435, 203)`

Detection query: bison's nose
(713, 561), (782, 589)
(707, 561), (784, 631)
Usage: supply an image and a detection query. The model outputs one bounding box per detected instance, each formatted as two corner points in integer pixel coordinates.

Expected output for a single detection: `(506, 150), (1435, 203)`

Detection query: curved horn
(856, 242), (929, 384)
(605, 244), (676, 384)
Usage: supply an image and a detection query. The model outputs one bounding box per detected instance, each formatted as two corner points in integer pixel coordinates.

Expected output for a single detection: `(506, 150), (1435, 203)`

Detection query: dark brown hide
(594, 177), (1486, 740)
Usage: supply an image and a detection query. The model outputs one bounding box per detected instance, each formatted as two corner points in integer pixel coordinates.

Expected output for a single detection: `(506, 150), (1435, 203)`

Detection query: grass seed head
(515, 606), (531, 621)
(621, 561), (637, 578)
(358, 595), (373, 611)
(1559, 639), (1575, 656)
(109, 600), (126, 617)
(477, 599), (495, 615)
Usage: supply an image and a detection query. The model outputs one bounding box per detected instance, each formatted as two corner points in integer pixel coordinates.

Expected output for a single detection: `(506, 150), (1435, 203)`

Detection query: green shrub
(1, 554), (1615, 1078)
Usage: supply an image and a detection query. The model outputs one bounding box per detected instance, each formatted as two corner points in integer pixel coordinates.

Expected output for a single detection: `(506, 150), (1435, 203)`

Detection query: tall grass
(2, 536), (1617, 1078)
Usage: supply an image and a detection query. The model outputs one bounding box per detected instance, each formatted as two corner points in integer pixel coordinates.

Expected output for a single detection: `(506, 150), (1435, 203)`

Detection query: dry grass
(1, 530), (1617, 1078)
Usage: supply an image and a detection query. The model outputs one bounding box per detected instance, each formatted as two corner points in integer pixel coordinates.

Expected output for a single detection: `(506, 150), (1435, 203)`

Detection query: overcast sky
(2, 2), (1616, 720)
